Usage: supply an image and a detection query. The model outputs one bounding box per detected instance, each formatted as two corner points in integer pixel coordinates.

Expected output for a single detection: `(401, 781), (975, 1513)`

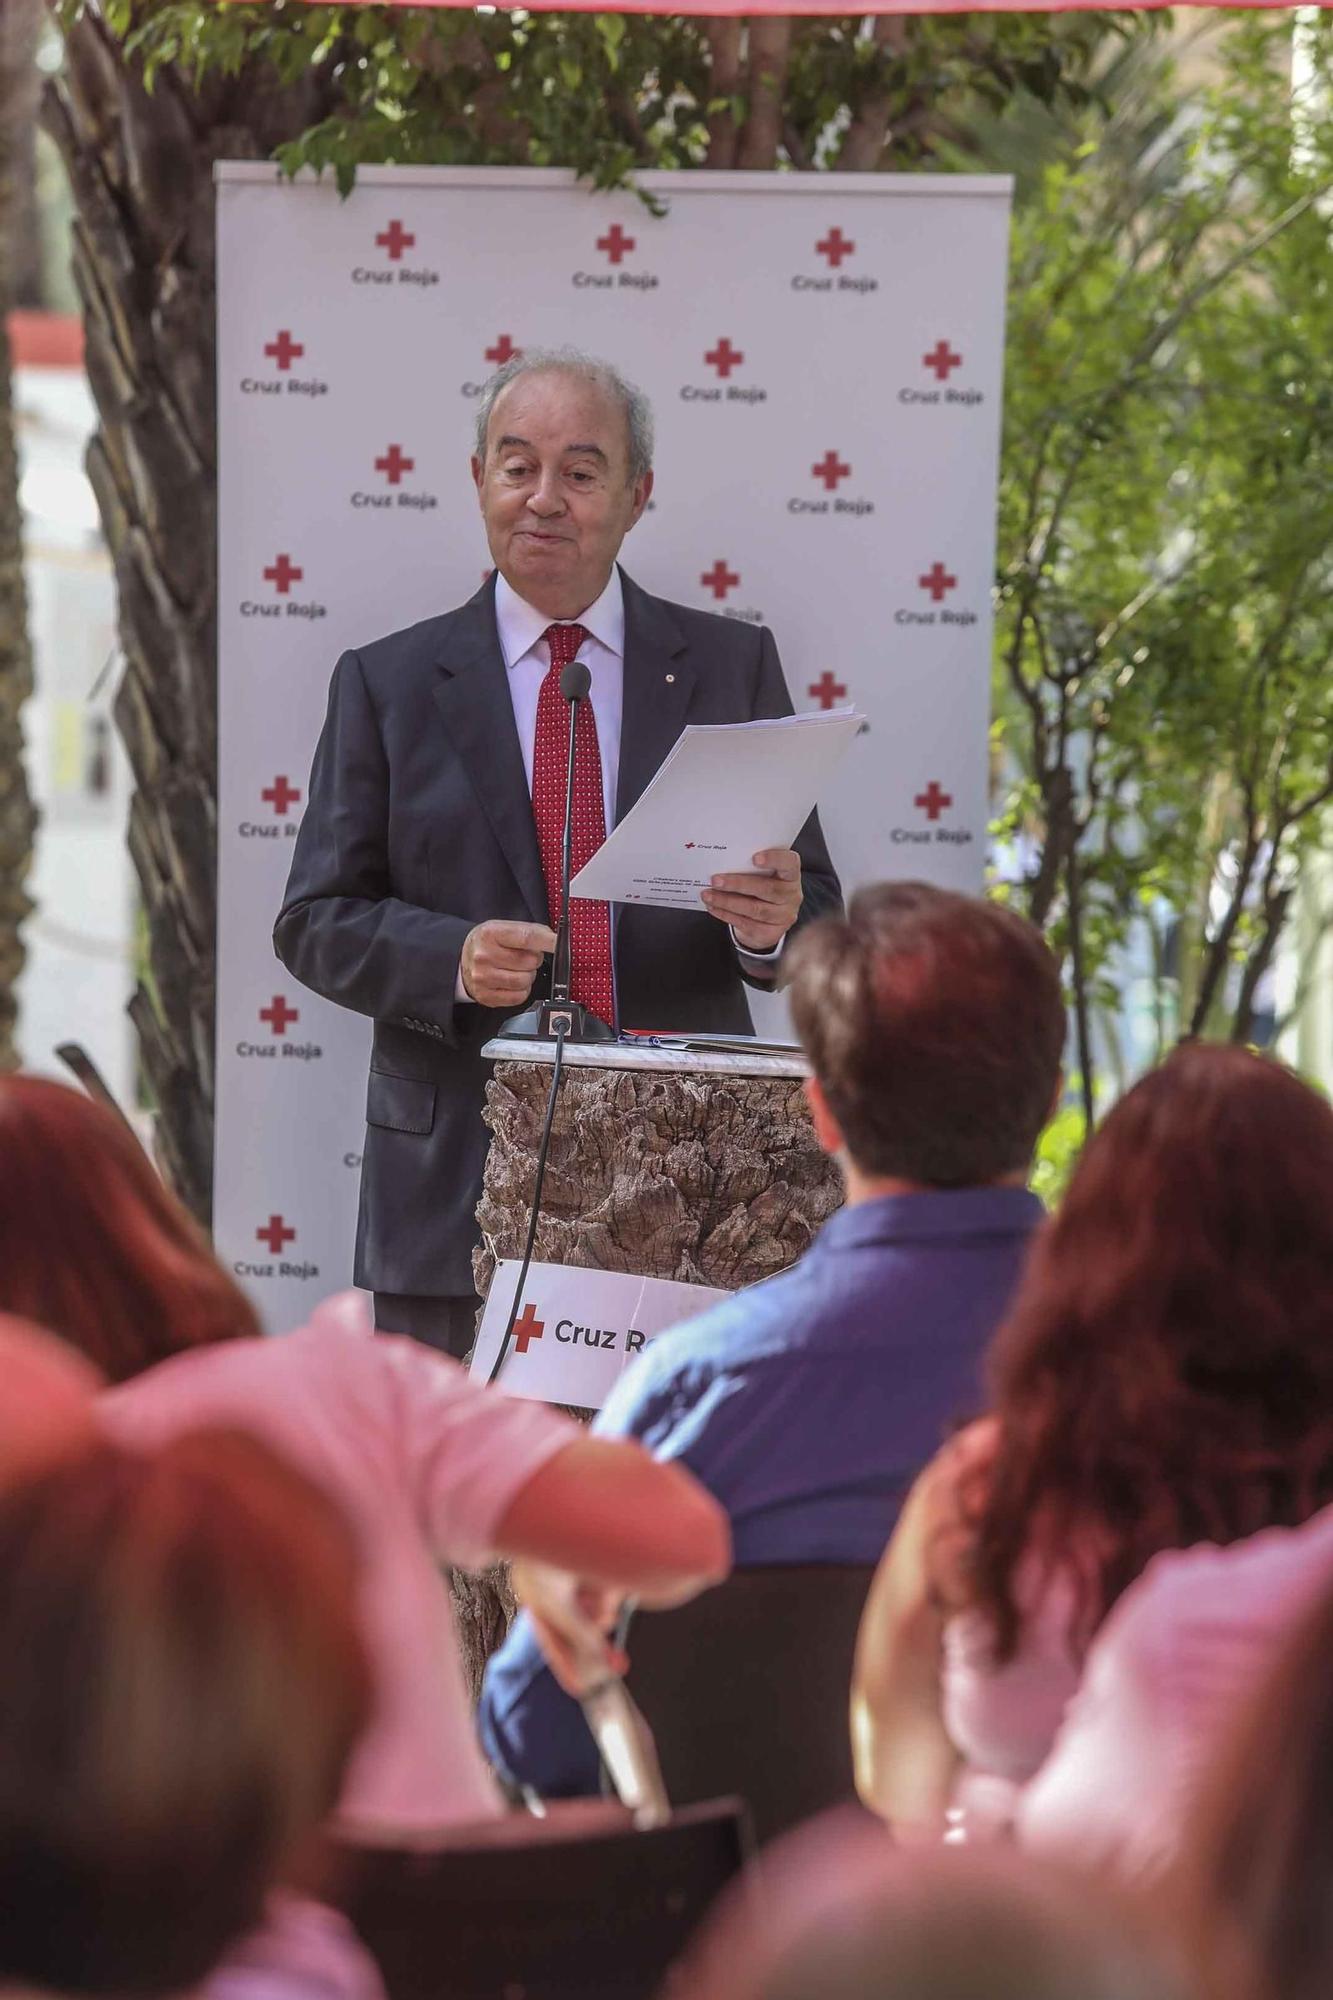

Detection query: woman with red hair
(0, 1074), (730, 1833)
(851, 1042), (1333, 1839)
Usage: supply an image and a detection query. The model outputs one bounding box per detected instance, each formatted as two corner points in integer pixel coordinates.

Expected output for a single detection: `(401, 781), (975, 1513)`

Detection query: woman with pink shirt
(851, 1043), (1333, 1840)
(0, 1075), (730, 1833)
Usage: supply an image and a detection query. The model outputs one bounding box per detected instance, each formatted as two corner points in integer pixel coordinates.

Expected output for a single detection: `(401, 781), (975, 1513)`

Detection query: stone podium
(451, 1036), (843, 1697)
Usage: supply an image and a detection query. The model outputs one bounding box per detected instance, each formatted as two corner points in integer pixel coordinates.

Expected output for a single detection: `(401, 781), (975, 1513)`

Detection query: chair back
(335, 1797), (752, 2000)
(623, 1564), (878, 1846)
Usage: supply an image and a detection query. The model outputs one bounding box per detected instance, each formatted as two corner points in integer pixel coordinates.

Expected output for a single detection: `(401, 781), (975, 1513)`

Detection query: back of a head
(785, 882), (1065, 1186)
(0, 1429), (372, 2000)
(683, 1818), (1191, 2000)
(0, 1074), (260, 1380)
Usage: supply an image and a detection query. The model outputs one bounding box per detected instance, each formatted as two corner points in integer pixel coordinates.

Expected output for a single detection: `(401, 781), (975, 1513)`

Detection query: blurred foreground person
(0, 1430), (374, 2000)
(0, 1076), (730, 1830)
(0, 1314), (98, 1482)
(481, 881), (1064, 1798)
(853, 1044), (1333, 1838)
(679, 1812), (1192, 2000)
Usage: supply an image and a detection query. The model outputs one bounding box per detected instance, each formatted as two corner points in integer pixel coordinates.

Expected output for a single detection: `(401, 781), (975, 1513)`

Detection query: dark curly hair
(971, 1042), (1333, 1662)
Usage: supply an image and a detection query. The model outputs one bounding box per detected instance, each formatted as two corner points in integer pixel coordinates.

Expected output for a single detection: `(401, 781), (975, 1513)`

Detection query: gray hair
(473, 346), (655, 483)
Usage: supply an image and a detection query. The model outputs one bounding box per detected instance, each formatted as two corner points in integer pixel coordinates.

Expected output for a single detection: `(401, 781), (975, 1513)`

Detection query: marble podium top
(482, 1034), (811, 1080)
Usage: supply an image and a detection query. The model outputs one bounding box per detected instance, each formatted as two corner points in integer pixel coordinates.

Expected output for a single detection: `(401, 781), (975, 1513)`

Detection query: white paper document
(571, 707), (861, 910)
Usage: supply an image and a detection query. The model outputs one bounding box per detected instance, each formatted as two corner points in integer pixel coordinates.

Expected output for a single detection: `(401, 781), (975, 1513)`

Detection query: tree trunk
(42, 8), (341, 1214)
(0, 0), (43, 1072)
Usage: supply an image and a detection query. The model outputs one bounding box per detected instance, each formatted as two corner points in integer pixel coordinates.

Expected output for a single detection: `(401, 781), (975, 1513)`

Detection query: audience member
(0, 1429), (374, 2000)
(1175, 1570), (1333, 2000)
(679, 1811), (1193, 2000)
(0, 1075), (730, 1832)
(480, 880), (1065, 1797)
(852, 1043), (1333, 1837)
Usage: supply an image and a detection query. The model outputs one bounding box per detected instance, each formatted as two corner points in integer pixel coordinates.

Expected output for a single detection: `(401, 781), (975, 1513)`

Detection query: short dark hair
(786, 881), (1065, 1186)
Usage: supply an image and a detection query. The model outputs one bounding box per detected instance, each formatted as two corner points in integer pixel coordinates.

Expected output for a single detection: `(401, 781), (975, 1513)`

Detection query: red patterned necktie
(531, 623), (616, 1029)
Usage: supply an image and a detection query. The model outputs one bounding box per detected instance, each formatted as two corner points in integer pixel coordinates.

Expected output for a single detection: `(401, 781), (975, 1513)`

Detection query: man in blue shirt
(478, 880), (1065, 1798)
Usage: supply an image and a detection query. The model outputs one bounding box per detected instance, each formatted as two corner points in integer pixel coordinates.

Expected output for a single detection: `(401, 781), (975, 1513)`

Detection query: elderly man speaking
(275, 348), (842, 1356)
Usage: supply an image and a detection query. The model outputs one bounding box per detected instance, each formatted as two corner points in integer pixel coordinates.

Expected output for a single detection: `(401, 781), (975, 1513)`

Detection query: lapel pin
(665, 673), (675, 684)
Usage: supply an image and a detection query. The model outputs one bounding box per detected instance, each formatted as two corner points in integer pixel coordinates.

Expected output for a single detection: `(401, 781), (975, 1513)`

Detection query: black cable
(485, 1017), (569, 1387)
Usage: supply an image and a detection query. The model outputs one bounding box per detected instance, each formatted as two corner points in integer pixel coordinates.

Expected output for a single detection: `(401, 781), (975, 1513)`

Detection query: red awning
(7, 312), (85, 369)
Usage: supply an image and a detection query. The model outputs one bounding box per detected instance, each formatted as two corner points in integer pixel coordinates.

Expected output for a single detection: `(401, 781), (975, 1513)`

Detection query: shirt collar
(494, 567), (625, 669)
(816, 1185), (1046, 1250)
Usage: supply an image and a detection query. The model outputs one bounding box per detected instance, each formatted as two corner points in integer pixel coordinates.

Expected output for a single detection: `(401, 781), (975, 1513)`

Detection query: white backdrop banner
(214, 165), (1011, 1329)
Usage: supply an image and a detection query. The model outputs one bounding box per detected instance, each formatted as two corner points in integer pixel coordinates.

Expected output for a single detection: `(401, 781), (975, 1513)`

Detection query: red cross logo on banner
(256, 1214), (295, 1254)
(376, 220), (415, 261)
(485, 333), (520, 367)
(375, 444), (414, 486)
(260, 995), (299, 1036)
(264, 330), (304, 371)
(262, 775), (301, 816)
(263, 554), (302, 595)
(597, 224), (636, 264)
(923, 341), (963, 381)
(704, 338), (744, 379)
(812, 451), (851, 492)
(919, 562), (958, 603)
(914, 781), (953, 822)
(809, 672), (848, 710)
(701, 559), (740, 601)
(816, 227), (855, 268)
(513, 1303), (545, 1353)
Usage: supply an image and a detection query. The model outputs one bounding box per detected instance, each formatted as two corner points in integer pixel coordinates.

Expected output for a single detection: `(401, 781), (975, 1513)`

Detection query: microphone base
(498, 998), (617, 1045)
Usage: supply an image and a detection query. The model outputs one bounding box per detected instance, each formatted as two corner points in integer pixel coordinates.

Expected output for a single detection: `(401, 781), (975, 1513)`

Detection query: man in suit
(275, 348), (841, 1357)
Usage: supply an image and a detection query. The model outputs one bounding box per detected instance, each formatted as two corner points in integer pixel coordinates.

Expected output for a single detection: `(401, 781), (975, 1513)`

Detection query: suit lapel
(430, 578), (548, 923)
(616, 569), (695, 825)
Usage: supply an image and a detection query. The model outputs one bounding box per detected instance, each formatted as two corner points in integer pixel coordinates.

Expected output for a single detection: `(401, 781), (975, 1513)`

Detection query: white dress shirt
(454, 570), (780, 1002)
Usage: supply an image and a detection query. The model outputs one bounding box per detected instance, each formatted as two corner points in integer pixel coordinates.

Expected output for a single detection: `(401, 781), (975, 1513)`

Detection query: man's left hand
(702, 848), (803, 954)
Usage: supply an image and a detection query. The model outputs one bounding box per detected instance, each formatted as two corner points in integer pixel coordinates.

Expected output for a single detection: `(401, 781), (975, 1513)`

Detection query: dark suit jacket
(274, 569), (842, 1296)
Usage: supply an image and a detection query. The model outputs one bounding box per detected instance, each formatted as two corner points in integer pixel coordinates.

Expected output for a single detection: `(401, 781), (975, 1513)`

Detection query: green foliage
(993, 13), (1333, 1104)
(1030, 1099), (1088, 1207)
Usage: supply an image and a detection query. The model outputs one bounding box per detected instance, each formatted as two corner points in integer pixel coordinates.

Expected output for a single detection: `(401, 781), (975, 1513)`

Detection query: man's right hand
(460, 920), (557, 1008)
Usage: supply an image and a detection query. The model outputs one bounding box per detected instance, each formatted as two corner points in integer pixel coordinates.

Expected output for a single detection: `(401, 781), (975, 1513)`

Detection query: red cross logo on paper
(597, 224), (636, 265)
(375, 444), (414, 486)
(919, 562), (958, 603)
(923, 340), (963, 382)
(812, 451), (851, 492)
(485, 333), (520, 367)
(809, 671), (848, 711)
(264, 330), (304, 372)
(701, 559), (740, 601)
(816, 227), (855, 269)
(263, 554), (302, 595)
(262, 775), (301, 816)
(256, 1214), (295, 1255)
(259, 995), (299, 1036)
(704, 338), (744, 380)
(513, 1303), (545, 1354)
(914, 781), (953, 822)
(376, 220), (415, 261)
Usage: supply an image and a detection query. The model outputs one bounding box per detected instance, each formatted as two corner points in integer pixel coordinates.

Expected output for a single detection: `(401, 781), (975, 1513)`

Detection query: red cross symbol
(919, 562), (958, 603)
(263, 554), (302, 595)
(485, 333), (519, 367)
(264, 330), (304, 371)
(809, 671), (848, 710)
(376, 220), (415, 261)
(816, 227), (855, 268)
(375, 444), (414, 486)
(256, 1214), (295, 1254)
(914, 781), (953, 822)
(261, 775), (301, 816)
(259, 995), (299, 1036)
(704, 338), (744, 379)
(513, 1303), (545, 1354)
(812, 451), (851, 492)
(923, 340), (963, 382)
(597, 224), (636, 265)
(701, 559), (740, 601)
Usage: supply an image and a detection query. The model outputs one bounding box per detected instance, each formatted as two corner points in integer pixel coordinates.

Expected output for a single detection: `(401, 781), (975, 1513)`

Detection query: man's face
(472, 369), (653, 619)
